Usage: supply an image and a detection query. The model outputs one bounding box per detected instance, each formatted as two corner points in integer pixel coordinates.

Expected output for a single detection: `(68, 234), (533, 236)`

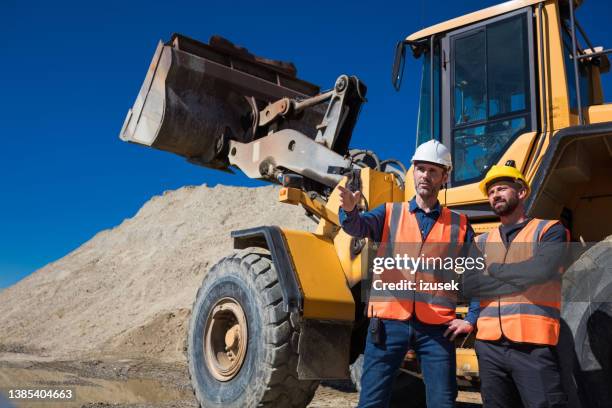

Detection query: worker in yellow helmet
(466, 161), (569, 408)
(478, 162), (529, 198)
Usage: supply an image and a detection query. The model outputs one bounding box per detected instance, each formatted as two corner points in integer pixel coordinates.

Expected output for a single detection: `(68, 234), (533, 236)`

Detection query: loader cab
(417, 10), (536, 187)
(396, 0), (612, 234)
(402, 6), (537, 190)
(445, 10), (535, 186)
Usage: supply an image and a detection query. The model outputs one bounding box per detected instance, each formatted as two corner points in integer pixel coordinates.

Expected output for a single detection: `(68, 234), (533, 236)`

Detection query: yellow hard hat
(479, 161), (529, 196)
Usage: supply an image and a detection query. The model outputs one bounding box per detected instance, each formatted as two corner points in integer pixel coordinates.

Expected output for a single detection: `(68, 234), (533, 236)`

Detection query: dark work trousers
(358, 318), (457, 408)
(475, 339), (567, 408)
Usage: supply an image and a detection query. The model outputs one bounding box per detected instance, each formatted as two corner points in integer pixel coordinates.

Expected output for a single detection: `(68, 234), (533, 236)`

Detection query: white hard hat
(411, 139), (452, 171)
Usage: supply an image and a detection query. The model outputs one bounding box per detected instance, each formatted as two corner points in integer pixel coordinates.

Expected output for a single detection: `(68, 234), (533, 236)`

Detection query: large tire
(350, 354), (426, 408)
(187, 248), (319, 408)
(559, 236), (612, 408)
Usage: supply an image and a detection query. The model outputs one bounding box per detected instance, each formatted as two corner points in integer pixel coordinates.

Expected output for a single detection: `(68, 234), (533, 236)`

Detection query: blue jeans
(357, 318), (457, 408)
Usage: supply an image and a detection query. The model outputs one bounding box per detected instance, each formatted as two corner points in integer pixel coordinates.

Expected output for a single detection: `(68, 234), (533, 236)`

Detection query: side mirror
(391, 41), (406, 91)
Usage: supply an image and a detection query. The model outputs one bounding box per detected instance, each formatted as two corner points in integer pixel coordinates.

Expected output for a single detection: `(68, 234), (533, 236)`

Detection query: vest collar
(490, 218), (541, 243)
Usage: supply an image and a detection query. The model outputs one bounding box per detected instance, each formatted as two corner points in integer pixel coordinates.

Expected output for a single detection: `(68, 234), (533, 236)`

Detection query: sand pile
(0, 184), (314, 362)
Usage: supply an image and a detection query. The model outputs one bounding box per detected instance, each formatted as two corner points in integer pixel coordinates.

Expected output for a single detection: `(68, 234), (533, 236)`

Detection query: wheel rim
(204, 297), (248, 381)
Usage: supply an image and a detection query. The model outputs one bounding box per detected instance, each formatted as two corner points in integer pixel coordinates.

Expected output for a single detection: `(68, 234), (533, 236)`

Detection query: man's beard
(492, 196), (519, 216)
(416, 185), (440, 199)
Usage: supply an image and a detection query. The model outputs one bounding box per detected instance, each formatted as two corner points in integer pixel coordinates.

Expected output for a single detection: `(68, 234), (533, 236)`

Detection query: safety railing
(567, 0), (612, 125)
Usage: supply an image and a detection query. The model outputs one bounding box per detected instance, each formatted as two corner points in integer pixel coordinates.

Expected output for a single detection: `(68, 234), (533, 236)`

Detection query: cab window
(450, 12), (532, 185)
(416, 44), (441, 146)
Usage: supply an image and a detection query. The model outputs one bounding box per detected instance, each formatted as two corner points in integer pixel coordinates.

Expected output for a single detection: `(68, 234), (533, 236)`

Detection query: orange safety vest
(368, 202), (468, 324)
(475, 218), (569, 345)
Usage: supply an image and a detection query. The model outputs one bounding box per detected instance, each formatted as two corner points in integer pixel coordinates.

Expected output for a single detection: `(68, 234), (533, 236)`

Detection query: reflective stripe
(413, 268), (456, 284)
(476, 232), (489, 253)
(480, 303), (560, 319)
(532, 219), (549, 253)
(416, 268), (450, 278)
(415, 292), (456, 309)
(371, 289), (455, 308)
(386, 202), (403, 257)
(371, 289), (413, 300)
(479, 306), (497, 317)
(450, 211), (460, 243)
(476, 232), (489, 243)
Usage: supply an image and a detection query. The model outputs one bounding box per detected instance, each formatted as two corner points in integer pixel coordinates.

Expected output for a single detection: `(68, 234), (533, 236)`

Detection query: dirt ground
(0, 354), (481, 408)
(0, 354), (355, 408)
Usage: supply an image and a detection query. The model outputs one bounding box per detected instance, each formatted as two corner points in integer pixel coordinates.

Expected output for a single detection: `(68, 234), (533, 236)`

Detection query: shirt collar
(409, 196), (441, 214)
(499, 218), (532, 234)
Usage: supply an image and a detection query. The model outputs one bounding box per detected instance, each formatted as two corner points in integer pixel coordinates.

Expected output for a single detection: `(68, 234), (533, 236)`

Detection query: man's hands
(443, 319), (473, 341)
(338, 185), (362, 212)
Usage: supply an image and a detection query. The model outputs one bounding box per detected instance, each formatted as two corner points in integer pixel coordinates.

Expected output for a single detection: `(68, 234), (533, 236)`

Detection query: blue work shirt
(339, 197), (480, 325)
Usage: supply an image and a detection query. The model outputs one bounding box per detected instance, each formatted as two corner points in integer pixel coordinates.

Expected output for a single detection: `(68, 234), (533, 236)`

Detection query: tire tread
(187, 248), (319, 408)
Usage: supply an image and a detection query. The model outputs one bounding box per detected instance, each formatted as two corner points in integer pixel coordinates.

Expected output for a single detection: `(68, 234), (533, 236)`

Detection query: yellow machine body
(276, 0), (612, 384)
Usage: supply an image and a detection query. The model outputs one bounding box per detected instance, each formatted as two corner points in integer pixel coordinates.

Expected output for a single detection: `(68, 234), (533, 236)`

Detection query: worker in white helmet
(338, 139), (479, 407)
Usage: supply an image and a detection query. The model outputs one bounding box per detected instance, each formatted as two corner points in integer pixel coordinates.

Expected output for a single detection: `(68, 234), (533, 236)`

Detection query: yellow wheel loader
(120, 1), (612, 406)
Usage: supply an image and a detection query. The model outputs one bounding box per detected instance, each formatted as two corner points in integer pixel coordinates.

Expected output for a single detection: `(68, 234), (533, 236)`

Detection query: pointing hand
(337, 185), (362, 212)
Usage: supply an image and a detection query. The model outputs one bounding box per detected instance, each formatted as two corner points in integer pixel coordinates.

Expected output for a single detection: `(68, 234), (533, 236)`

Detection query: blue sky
(1, 0), (611, 288)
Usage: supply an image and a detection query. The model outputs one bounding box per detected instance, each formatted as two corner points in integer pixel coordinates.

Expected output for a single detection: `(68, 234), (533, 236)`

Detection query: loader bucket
(119, 34), (321, 170)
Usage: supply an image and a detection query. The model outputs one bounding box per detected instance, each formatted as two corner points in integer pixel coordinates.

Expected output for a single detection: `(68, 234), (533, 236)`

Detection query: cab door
(440, 7), (538, 206)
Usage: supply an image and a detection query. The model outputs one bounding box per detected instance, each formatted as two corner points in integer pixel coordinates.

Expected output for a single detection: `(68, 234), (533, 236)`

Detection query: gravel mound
(0, 184), (314, 361)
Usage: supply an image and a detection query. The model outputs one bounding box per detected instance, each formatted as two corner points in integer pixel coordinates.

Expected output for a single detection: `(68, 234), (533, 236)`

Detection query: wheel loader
(119, 0), (612, 406)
